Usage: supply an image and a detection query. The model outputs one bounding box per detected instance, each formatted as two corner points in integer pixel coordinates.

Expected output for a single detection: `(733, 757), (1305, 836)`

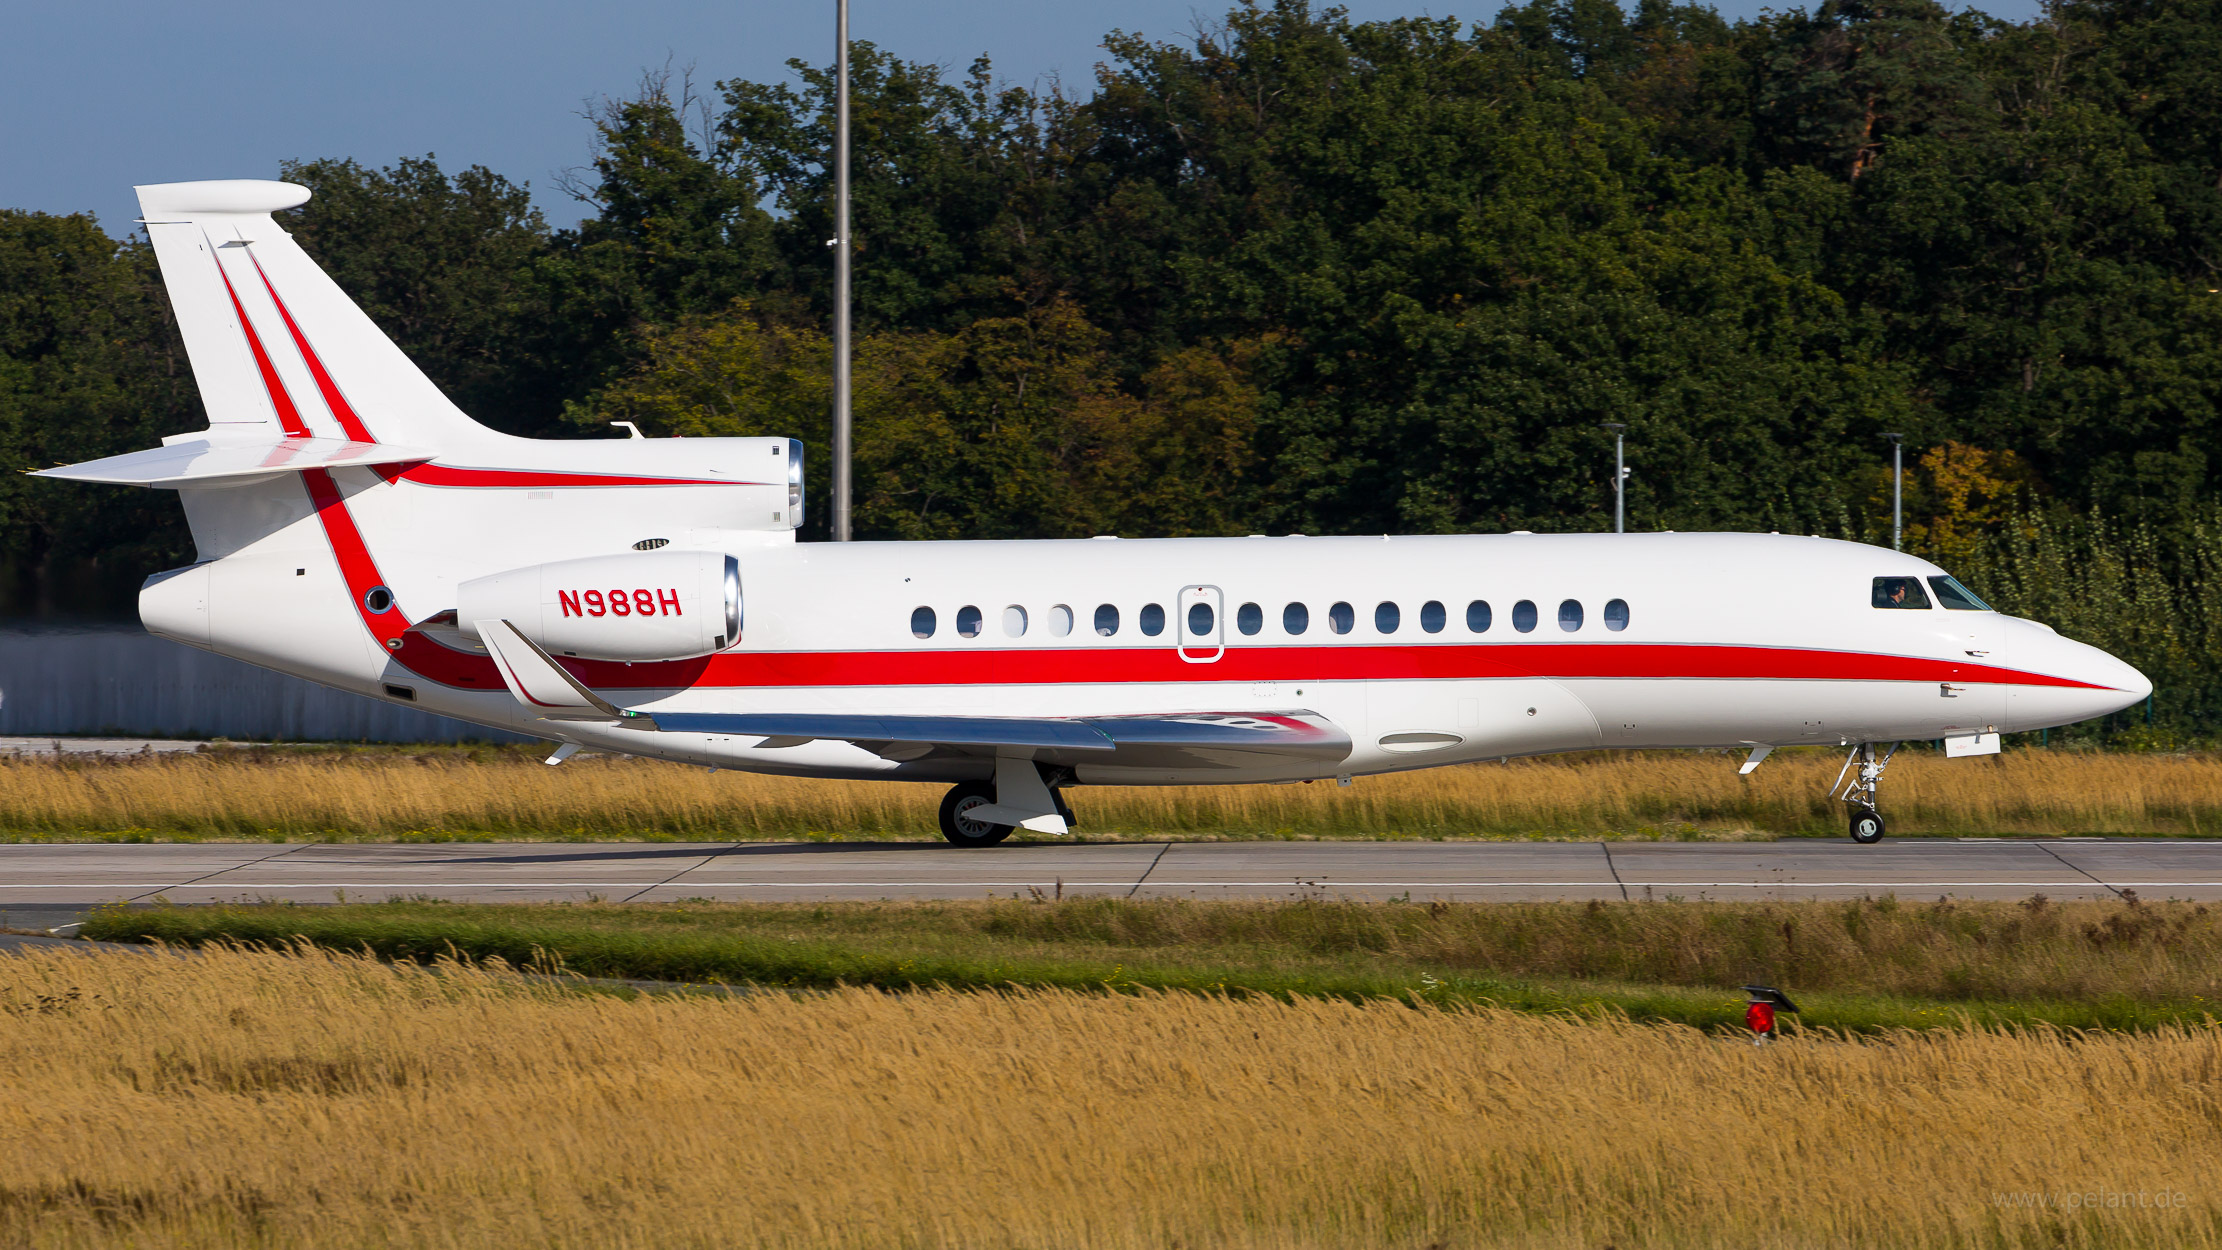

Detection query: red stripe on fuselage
(398, 464), (763, 489)
(538, 642), (2110, 693)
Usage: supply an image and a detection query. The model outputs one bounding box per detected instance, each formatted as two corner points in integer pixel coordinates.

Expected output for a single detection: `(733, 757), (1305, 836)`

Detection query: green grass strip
(81, 901), (2213, 1034)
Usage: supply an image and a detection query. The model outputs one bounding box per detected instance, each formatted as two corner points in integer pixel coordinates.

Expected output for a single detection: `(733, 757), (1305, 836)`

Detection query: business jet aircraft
(39, 181), (2151, 845)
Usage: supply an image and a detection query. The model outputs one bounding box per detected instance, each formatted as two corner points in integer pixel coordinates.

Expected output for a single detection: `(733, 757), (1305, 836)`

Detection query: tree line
(3, 0), (2219, 736)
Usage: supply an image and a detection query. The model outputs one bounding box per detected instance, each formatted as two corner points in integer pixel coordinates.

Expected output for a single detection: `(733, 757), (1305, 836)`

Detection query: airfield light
(1741, 985), (1800, 1046)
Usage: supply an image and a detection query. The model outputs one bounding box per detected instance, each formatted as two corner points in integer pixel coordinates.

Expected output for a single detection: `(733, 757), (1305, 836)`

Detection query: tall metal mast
(830, 0), (853, 541)
(1884, 433), (1904, 551)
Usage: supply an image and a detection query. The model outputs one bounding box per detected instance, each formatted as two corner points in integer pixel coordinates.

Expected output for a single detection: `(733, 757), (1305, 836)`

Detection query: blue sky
(5, 0), (2042, 235)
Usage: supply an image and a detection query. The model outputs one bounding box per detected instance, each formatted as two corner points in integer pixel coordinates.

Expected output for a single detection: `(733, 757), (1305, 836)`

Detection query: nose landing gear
(1833, 742), (1898, 844)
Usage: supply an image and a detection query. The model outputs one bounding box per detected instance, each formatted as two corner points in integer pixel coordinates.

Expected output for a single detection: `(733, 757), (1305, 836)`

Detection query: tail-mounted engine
(458, 551), (740, 661)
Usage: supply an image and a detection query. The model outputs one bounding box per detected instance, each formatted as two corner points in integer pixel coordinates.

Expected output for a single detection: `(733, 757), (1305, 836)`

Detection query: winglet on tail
(477, 619), (656, 727)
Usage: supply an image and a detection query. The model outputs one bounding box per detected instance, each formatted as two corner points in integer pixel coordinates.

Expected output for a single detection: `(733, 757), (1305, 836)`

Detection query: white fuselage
(142, 497), (2150, 786)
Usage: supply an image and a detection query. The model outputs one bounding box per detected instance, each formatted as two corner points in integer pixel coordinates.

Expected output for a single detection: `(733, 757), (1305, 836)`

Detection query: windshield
(1927, 575), (1992, 611)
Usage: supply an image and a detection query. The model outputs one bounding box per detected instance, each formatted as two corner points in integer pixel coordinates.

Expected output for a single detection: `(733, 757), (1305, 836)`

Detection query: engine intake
(458, 550), (740, 661)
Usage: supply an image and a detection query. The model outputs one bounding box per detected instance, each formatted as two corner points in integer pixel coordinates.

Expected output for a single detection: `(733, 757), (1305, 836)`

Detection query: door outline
(1177, 584), (1224, 663)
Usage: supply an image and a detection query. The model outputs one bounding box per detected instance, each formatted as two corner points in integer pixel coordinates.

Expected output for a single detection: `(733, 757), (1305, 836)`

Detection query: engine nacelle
(457, 550), (740, 661)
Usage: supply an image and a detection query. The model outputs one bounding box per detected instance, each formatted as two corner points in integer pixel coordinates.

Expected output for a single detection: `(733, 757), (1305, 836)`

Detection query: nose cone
(2001, 618), (2151, 730)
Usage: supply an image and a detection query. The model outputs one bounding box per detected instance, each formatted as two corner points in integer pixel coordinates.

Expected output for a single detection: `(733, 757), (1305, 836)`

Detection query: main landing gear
(1832, 742), (1899, 844)
(937, 772), (1077, 847)
(938, 781), (1011, 847)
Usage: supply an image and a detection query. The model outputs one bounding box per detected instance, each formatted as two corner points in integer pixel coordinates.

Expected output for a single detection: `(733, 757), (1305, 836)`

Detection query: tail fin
(135, 180), (499, 451)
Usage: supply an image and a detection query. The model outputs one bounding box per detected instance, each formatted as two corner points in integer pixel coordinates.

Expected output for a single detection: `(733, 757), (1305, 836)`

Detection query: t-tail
(35, 180), (799, 709)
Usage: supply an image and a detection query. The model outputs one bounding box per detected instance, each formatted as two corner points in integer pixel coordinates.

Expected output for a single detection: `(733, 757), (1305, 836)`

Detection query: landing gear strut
(1832, 742), (1898, 844)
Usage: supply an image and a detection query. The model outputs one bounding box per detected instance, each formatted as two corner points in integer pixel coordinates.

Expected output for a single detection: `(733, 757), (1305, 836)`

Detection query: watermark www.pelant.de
(1993, 1189), (2191, 1211)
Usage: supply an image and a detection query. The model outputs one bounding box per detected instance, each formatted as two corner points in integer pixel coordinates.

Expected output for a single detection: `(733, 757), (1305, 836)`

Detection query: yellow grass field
(2, 943), (2217, 1248)
(3, 745), (2222, 839)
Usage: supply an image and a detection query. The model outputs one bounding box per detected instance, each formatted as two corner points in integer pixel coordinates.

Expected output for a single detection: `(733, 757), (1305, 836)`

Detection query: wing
(477, 620), (1351, 770)
(654, 709), (1351, 770)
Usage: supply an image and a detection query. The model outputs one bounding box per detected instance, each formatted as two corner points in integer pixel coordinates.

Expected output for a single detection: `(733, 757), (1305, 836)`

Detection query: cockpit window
(1927, 575), (1992, 611)
(1872, 577), (1932, 610)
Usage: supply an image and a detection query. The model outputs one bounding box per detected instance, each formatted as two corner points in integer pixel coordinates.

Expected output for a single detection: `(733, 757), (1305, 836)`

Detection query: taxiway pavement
(3, 838), (2218, 928)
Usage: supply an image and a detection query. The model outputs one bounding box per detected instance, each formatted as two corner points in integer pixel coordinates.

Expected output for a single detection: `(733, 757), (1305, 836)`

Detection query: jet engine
(457, 551), (740, 661)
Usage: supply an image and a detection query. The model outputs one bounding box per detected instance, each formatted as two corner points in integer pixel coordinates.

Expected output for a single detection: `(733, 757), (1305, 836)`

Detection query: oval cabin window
(1284, 603), (1310, 635)
(910, 606), (936, 639)
(956, 605), (983, 638)
(1466, 600), (1492, 632)
(1375, 601), (1400, 633)
(1048, 605), (1074, 637)
(1094, 604), (1120, 636)
(1604, 598), (1629, 631)
(1237, 602), (1263, 635)
(1139, 603), (1166, 636)
(1558, 599), (1584, 631)
(1512, 600), (1538, 633)
(1003, 605), (1028, 637)
(1420, 600), (1446, 633)
(1329, 602), (1355, 635)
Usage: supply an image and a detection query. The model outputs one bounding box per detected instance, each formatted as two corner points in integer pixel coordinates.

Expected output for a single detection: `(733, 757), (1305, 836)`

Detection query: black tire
(1849, 808), (1886, 844)
(939, 780), (1012, 847)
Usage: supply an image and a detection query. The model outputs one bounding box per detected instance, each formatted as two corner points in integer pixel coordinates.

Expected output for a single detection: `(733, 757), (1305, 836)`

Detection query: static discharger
(1741, 985), (1801, 1045)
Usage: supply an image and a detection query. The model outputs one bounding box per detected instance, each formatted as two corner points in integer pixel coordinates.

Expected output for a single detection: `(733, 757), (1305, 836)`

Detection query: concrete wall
(0, 625), (531, 742)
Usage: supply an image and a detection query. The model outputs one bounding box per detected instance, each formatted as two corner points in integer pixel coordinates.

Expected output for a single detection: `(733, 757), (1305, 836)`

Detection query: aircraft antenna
(831, 0), (853, 541)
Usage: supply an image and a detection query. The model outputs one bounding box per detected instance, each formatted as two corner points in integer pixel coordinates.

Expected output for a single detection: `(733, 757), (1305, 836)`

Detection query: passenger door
(1177, 584), (1224, 663)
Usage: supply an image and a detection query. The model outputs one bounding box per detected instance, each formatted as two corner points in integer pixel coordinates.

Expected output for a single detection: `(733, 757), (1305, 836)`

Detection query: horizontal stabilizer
(33, 436), (433, 488)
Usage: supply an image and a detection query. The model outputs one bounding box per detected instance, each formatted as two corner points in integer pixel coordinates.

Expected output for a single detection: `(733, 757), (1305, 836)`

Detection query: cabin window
(1872, 577), (1932, 610)
(1467, 600), (1492, 633)
(956, 605), (983, 638)
(1558, 599), (1584, 631)
(1003, 605), (1028, 637)
(910, 606), (936, 639)
(1095, 604), (1120, 636)
(1188, 602), (1215, 635)
(1421, 600), (1446, 633)
(1284, 602), (1310, 635)
(1928, 576), (1992, 611)
(1237, 602), (1263, 635)
(1512, 600), (1538, 633)
(1048, 604), (1074, 637)
(1140, 603), (1166, 636)
(1604, 598), (1629, 631)
(1375, 601), (1400, 633)
(1329, 601), (1355, 634)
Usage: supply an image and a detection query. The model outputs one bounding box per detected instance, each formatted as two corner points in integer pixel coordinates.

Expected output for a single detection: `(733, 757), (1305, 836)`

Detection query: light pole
(830, 0), (853, 541)
(1602, 423), (1627, 534)
(1883, 433), (1904, 551)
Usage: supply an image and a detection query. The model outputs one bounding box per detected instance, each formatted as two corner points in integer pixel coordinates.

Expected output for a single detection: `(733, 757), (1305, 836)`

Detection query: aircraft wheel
(1849, 808), (1886, 845)
(939, 781), (1012, 847)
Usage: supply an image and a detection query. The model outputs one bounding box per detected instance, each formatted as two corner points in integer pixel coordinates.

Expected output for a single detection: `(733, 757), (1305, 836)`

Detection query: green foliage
(10, 0), (2222, 732)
